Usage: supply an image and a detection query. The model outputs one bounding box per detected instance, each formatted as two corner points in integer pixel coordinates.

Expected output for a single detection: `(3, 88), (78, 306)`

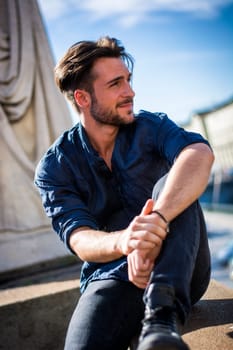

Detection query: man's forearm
(153, 143), (214, 222)
(69, 227), (124, 262)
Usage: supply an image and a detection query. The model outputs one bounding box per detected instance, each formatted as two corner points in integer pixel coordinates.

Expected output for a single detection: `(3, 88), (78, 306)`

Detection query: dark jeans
(64, 176), (211, 350)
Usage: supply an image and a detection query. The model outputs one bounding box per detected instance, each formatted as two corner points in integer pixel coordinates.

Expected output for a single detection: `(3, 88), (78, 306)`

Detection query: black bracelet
(151, 210), (170, 233)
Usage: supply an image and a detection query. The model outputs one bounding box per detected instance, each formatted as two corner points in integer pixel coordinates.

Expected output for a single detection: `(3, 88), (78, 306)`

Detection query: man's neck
(82, 117), (119, 170)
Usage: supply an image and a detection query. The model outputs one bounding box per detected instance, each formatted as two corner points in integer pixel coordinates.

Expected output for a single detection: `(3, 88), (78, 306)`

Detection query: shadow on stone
(183, 298), (233, 334)
(182, 280), (233, 350)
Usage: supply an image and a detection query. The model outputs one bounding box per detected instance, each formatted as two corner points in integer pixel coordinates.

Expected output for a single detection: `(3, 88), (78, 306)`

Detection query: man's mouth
(117, 99), (134, 108)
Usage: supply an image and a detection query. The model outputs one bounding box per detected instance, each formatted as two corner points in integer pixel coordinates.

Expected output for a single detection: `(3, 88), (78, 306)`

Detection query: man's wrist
(151, 210), (170, 233)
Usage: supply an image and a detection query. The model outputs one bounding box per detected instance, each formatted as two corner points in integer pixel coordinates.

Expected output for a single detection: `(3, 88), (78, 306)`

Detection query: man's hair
(54, 36), (134, 110)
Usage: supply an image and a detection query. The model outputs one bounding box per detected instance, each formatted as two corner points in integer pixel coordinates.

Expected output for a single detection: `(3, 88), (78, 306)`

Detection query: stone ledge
(182, 279), (233, 350)
(0, 278), (232, 350)
(0, 266), (80, 350)
(0, 285), (80, 350)
(0, 278), (80, 307)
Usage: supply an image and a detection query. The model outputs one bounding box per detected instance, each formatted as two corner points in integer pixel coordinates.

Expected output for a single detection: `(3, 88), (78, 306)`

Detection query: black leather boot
(137, 283), (190, 350)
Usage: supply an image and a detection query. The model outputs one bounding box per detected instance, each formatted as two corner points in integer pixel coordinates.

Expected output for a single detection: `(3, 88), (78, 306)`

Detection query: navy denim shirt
(35, 111), (210, 292)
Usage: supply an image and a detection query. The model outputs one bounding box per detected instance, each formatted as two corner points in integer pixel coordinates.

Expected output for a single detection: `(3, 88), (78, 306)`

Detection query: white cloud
(37, 0), (233, 25)
(37, 0), (69, 20)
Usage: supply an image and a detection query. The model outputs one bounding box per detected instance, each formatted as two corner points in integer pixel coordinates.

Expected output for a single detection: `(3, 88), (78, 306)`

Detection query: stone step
(182, 279), (233, 350)
(0, 274), (232, 350)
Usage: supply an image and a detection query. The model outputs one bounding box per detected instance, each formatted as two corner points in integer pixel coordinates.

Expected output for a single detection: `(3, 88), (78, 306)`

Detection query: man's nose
(123, 82), (135, 97)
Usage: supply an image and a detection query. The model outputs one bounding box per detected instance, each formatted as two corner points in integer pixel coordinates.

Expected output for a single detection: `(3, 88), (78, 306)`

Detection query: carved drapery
(0, 0), (72, 233)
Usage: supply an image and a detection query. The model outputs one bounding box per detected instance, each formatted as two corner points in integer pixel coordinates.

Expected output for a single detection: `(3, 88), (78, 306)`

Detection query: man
(35, 37), (214, 350)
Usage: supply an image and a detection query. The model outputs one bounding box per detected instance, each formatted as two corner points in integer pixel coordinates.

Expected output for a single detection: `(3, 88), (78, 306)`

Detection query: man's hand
(116, 199), (167, 256)
(116, 199), (168, 288)
(127, 249), (153, 289)
(127, 244), (162, 289)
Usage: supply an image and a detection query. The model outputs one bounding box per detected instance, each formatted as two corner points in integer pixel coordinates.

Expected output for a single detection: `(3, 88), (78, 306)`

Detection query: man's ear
(74, 89), (90, 109)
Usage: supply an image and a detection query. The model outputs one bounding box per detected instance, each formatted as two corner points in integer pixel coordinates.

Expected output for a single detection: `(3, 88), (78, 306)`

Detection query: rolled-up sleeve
(35, 148), (98, 252)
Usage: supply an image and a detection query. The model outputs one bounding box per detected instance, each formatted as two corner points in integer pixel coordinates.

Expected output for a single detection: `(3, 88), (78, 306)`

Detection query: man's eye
(111, 81), (120, 87)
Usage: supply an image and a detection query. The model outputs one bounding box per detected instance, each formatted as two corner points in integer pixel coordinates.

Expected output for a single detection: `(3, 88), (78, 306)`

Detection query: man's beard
(90, 92), (134, 126)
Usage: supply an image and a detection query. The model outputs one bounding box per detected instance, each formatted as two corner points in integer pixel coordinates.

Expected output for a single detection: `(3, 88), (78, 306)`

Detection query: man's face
(89, 57), (135, 126)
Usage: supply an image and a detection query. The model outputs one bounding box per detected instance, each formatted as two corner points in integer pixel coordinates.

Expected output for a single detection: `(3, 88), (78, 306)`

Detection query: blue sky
(37, 0), (233, 124)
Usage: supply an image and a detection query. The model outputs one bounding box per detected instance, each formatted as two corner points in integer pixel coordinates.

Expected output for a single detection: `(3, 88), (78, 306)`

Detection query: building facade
(182, 96), (233, 206)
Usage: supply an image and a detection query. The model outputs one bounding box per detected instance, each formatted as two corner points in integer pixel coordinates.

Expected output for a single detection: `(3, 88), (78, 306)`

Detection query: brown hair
(54, 36), (134, 110)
